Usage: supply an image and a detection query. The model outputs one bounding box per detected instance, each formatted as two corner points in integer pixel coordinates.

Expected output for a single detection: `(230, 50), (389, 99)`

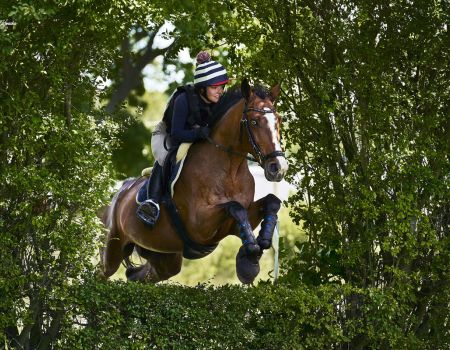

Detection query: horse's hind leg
(125, 262), (153, 282)
(126, 246), (183, 283)
(147, 251), (183, 282)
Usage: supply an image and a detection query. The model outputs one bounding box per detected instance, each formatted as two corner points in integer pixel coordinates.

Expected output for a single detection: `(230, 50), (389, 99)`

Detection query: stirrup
(136, 199), (160, 228)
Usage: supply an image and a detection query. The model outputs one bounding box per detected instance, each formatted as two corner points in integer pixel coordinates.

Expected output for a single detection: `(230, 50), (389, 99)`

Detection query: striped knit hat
(194, 51), (229, 87)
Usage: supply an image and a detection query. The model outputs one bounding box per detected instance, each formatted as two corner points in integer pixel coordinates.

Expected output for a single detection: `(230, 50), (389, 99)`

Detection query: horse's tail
(103, 177), (139, 230)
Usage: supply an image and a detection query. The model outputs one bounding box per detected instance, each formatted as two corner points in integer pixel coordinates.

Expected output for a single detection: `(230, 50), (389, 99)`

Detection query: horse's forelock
(253, 85), (271, 100)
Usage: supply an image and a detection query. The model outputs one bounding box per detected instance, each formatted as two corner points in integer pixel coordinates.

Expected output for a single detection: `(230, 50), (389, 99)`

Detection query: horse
(100, 79), (288, 284)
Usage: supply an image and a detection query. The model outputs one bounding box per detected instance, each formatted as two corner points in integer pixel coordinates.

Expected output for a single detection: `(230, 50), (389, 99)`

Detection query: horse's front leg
(248, 193), (282, 252)
(223, 197), (279, 285)
(223, 201), (261, 260)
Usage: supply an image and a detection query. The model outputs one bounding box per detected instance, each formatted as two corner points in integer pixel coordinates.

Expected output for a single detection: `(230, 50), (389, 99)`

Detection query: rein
(206, 135), (256, 162)
(206, 103), (285, 166)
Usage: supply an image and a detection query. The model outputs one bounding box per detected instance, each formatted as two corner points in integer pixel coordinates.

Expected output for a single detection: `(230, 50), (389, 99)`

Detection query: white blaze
(263, 108), (282, 151)
(263, 108), (288, 174)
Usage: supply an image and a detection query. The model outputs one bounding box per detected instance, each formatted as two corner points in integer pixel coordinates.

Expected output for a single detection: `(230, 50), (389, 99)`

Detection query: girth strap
(163, 196), (218, 260)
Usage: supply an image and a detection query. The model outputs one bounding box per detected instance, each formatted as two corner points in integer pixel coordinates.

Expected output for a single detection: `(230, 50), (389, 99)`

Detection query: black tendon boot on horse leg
(136, 162), (163, 228)
(225, 201), (261, 284)
(225, 201), (260, 259)
(257, 194), (282, 250)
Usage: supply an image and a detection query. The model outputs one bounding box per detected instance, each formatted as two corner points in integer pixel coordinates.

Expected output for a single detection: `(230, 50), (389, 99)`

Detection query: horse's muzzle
(264, 156), (288, 182)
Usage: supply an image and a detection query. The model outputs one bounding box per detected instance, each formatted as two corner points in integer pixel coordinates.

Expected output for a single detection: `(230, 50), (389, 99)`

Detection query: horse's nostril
(269, 162), (279, 173)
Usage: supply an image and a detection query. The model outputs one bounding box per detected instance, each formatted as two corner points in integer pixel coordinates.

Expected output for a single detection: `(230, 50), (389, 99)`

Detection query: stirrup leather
(136, 199), (160, 227)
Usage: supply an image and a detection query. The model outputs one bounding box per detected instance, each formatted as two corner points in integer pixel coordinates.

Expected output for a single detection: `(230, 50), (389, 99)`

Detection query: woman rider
(136, 51), (229, 227)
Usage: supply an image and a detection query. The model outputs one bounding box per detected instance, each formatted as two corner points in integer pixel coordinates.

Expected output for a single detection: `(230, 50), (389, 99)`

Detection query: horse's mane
(209, 83), (272, 128)
(209, 84), (243, 128)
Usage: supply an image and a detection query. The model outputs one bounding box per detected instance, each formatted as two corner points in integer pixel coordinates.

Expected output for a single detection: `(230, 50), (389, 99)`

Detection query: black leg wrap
(263, 194), (281, 215)
(257, 214), (278, 250)
(239, 222), (260, 258)
(257, 194), (281, 250)
(225, 201), (260, 259)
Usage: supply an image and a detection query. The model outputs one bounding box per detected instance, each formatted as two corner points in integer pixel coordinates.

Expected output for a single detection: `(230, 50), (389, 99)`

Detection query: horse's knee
(224, 201), (248, 222)
(263, 194), (281, 214)
(223, 201), (260, 258)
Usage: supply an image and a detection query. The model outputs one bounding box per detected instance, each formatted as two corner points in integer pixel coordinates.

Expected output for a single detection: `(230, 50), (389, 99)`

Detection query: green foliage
(197, 0), (449, 346)
(51, 279), (446, 349)
(110, 91), (168, 179)
(111, 112), (154, 179)
(60, 280), (252, 350)
(1, 0), (449, 349)
(0, 111), (115, 349)
(0, 0), (149, 348)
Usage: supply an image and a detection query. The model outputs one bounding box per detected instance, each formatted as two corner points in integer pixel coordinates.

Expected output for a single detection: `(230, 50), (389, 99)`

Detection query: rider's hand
(196, 126), (211, 139)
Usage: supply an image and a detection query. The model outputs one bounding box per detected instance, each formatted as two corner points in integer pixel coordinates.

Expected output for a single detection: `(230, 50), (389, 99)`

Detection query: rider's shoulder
(174, 91), (189, 106)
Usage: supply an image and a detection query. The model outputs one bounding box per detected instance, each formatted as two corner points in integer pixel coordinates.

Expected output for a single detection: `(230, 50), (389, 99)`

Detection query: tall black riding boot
(136, 162), (164, 228)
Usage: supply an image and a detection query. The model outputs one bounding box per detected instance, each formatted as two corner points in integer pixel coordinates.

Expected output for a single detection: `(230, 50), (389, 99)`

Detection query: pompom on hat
(194, 51), (229, 87)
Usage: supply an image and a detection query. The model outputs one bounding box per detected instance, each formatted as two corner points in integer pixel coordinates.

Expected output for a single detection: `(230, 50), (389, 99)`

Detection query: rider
(136, 51), (229, 227)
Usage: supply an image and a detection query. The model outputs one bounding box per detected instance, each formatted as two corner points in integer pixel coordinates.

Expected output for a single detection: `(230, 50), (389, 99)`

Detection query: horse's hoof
(236, 246), (260, 284)
(126, 263), (151, 282)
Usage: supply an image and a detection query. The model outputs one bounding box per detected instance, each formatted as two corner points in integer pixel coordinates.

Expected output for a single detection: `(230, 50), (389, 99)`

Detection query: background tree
(103, 0), (235, 178)
(1, 0), (448, 348)
(200, 0), (449, 347)
(0, 0), (243, 346)
(0, 1), (152, 347)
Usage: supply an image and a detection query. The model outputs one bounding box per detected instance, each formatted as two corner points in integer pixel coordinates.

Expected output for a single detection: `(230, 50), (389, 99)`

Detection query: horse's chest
(217, 176), (254, 202)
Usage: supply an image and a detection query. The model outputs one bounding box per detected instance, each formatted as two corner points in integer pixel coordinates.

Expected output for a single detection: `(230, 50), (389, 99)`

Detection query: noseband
(206, 102), (286, 167)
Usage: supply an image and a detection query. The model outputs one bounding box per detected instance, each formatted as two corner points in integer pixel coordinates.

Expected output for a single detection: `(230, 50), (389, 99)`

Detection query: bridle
(206, 101), (286, 167)
(241, 105), (285, 164)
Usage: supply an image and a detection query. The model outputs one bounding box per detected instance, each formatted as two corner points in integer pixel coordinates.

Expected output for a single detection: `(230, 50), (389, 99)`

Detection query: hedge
(54, 279), (448, 350)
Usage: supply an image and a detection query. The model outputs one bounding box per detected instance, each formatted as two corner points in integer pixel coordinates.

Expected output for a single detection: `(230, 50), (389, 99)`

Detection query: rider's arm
(171, 93), (200, 143)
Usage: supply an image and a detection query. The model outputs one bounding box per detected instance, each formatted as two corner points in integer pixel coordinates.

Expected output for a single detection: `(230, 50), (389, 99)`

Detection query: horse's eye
(251, 120), (258, 126)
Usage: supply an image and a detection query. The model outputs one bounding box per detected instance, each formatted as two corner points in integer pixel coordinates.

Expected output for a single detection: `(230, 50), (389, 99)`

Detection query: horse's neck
(208, 99), (252, 178)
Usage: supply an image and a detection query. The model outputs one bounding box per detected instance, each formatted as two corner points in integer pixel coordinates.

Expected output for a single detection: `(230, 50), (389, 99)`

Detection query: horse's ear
(241, 78), (251, 101)
(270, 83), (281, 101)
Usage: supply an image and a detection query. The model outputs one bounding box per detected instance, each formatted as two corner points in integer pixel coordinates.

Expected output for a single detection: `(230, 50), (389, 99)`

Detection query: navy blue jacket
(171, 92), (214, 144)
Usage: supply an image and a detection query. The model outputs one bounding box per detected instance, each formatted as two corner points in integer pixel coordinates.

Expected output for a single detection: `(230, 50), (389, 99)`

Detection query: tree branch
(64, 82), (72, 127)
(106, 26), (176, 114)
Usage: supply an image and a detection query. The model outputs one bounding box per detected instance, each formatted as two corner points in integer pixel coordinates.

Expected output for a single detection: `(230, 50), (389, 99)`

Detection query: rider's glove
(196, 126), (211, 139)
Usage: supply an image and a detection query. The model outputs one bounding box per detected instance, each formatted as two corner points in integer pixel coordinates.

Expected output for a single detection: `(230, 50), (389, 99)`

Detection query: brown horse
(101, 80), (288, 284)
